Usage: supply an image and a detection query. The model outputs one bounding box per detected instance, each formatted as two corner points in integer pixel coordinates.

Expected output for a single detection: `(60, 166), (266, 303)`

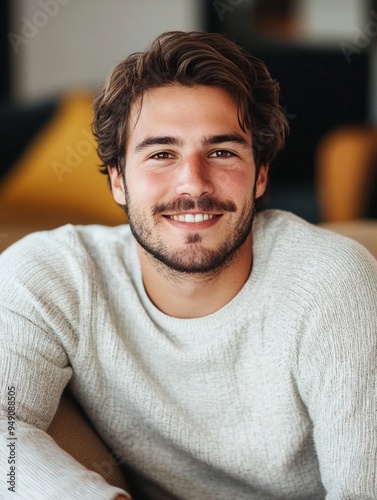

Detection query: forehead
(127, 85), (245, 142)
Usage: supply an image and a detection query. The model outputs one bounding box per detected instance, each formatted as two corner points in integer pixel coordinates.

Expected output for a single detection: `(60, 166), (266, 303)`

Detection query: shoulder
(254, 209), (365, 251)
(253, 210), (377, 310)
(255, 212), (377, 373)
(0, 224), (136, 341)
(0, 223), (133, 293)
(1, 223), (132, 261)
(254, 209), (377, 275)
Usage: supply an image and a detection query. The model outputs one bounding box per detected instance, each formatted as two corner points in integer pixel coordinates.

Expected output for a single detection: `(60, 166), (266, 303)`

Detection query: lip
(163, 213), (222, 230)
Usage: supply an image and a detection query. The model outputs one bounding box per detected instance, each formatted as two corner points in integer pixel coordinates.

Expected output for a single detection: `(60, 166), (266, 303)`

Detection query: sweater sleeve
(0, 232), (130, 499)
(295, 241), (377, 499)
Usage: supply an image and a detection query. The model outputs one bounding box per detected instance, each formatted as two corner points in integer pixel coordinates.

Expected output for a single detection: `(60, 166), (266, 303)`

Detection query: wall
(302, 0), (365, 42)
(9, 0), (202, 102)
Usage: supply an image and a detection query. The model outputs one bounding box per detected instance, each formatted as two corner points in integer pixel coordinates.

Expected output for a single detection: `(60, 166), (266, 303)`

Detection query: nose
(175, 154), (214, 198)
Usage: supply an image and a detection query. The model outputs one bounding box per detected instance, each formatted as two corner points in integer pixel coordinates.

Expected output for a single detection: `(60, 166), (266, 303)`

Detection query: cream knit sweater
(1, 210), (376, 499)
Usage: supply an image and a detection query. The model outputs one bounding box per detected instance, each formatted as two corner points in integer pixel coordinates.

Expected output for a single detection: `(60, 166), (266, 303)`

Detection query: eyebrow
(201, 134), (250, 148)
(135, 136), (183, 152)
(134, 133), (250, 153)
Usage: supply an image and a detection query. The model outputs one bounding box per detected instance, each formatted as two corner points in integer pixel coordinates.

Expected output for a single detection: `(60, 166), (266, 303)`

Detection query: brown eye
(209, 150), (234, 158)
(151, 152), (174, 159)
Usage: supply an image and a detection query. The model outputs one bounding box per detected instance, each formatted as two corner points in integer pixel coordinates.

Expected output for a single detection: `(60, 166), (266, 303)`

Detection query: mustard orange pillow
(0, 91), (125, 226)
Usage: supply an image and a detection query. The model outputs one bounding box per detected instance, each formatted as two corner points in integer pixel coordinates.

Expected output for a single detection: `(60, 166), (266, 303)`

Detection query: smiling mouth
(165, 213), (219, 223)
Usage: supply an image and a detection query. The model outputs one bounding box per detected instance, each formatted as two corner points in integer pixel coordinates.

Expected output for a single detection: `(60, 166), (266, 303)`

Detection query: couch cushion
(0, 91), (125, 226)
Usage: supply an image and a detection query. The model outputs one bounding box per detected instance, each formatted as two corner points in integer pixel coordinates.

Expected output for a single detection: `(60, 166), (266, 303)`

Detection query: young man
(1, 31), (377, 499)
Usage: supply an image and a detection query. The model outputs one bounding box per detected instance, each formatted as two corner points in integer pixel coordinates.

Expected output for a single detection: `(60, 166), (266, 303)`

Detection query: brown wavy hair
(92, 30), (288, 208)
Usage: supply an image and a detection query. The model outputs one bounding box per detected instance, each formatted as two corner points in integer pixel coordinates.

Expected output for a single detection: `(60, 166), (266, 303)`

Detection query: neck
(136, 236), (253, 319)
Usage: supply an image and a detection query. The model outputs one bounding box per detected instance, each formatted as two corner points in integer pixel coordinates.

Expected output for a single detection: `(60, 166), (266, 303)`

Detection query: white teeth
(169, 213), (216, 223)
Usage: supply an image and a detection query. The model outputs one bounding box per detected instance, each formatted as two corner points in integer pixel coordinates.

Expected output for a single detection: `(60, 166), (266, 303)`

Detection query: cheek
(127, 171), (171, 202)
(219, 170), (255, 199)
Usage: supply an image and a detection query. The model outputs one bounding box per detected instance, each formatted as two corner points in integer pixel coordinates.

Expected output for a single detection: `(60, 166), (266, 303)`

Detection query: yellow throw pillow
(0, 91), (125, 226)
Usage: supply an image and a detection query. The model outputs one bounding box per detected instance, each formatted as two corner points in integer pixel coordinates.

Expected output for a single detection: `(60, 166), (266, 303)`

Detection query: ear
(108, 166), (126, 205)
(255, 165), (269, 199)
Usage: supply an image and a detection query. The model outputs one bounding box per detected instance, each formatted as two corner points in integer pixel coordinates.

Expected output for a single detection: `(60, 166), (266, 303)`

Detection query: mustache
(152, 196), (237, 215)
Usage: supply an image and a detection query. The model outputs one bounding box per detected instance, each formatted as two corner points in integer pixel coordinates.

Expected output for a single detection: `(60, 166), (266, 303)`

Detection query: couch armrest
(47, 390), (129, 491)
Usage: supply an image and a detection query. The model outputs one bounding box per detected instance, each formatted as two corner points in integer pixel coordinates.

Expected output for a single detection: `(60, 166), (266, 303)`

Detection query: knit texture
(1, 210), (376, 499)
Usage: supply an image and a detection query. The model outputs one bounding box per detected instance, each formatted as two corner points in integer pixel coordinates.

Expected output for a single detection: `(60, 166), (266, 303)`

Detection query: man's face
(109, 84), (268, 275)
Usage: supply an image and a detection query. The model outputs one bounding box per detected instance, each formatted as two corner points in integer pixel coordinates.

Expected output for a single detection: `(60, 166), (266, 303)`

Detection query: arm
(0, 234), (131, 499)
(296, 243), (377, 498)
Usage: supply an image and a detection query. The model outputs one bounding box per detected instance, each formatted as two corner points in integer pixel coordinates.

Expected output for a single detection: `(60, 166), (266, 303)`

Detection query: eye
(208, 150), (235, 158)
(150, 152), (175, 160)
